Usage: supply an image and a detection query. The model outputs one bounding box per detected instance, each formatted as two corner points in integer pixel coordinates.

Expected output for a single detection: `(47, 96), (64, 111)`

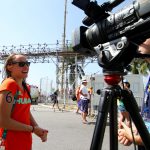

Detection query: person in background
(118, 80), (133, 128)
(118, 38), (150, 148)
(79, 79), (89, 124)
(0, 53), (48, 150)
(75, 86), (81, 114)
(52, 89), (61, 111)
(88, 87), (93, 116)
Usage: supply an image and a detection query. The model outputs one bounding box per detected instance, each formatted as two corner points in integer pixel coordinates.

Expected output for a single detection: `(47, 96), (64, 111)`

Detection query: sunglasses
(12, 61), (31, 67)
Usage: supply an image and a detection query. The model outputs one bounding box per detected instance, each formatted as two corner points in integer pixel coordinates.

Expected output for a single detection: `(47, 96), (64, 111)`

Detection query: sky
(0, 0), (137, 89)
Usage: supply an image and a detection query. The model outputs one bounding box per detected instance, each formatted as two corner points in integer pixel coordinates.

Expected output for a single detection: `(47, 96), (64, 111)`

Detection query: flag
(141, 76), (150, 118)
(145, 76), (150, 95)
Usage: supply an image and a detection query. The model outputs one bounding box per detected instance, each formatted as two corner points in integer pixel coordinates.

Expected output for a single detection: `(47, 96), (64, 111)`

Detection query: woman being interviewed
(0, 54), (48, 150)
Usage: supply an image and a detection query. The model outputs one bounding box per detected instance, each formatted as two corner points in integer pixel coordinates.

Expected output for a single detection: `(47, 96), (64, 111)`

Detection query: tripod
(90, 74), (150, 150)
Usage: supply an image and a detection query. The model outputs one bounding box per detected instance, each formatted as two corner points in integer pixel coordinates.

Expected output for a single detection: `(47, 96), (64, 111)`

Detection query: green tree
(130, 59), (150, 76)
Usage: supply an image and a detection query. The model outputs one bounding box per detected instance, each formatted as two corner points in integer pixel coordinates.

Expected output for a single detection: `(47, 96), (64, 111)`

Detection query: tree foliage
(130, 59), (150, 76)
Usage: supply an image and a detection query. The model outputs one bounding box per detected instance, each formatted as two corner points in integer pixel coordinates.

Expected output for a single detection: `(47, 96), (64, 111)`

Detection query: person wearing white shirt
(79, 79), (89, 124)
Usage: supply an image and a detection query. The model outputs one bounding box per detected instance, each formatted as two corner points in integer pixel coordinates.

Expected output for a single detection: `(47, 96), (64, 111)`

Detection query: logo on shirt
(14, 90), (31, 104)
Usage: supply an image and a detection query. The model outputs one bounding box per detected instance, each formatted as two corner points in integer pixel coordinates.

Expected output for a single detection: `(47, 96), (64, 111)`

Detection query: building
(86, 74), (144, 108)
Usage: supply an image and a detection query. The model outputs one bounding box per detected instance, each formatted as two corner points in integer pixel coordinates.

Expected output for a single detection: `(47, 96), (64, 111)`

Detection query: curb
(38, 103), (77, 112)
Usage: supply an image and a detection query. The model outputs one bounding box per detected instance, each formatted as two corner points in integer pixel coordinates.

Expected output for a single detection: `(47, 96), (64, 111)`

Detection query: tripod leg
(90, 89), (113, 150)
(138, 145), (146, 150)
(109, 93), (118, 150)
(122, 90), (150, 149)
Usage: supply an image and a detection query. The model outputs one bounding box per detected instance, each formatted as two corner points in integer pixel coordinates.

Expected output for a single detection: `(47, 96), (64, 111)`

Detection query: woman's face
(7, 55), (30, 79)
(139, 38), (150, 63)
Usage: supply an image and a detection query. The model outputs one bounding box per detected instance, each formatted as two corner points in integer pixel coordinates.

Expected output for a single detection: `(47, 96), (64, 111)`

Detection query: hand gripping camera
(72, 0), (150, 74)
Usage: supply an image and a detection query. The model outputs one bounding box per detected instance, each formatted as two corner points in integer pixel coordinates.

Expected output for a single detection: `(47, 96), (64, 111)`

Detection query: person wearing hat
(118, 80), (133, 128)
(79, 79), (90, 124)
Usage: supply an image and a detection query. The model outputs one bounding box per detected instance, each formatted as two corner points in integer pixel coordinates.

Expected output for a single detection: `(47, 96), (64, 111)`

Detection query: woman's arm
(0, 91), (33, 132)
(30, 112), (38, 127)
(30, 110), (48, 142)
(0, 90), (48, 141)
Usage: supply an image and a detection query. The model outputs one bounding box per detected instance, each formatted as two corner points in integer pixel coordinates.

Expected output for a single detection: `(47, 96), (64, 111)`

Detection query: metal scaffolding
(0, 42), (98, 106)
(0, 42), (83, 63)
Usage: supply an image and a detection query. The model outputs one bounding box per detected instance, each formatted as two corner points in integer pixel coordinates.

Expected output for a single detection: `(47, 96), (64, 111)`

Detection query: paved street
(31, 104), (135, 150)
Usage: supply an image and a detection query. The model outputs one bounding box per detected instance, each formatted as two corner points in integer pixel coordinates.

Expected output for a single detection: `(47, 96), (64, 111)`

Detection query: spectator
(88, 87), (94, 116)
(52, 89), (61, 111)
(75, 86), (81, 114)
(0, 53), (48, 150)
(79, 79), (89, 124)
(118, 80), (133, 128)
(118, 38), (150, 148)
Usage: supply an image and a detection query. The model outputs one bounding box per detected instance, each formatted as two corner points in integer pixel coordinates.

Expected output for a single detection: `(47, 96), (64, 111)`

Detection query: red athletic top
(0, 78), (32, 150)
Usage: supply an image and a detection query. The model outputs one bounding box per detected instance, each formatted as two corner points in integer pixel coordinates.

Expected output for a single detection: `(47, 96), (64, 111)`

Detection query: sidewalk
(37, 103), (98, 119)
(38, 103), (78, 112)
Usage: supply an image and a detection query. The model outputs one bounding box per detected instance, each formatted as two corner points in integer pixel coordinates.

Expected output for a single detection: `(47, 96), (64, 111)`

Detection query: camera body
(72, 0), (150, 72)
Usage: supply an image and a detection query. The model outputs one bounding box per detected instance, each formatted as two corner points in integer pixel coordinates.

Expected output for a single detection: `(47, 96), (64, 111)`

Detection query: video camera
(72, 0), (150, 73)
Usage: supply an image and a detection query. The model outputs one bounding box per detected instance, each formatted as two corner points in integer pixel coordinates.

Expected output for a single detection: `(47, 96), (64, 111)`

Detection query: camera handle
(90, 74), (150, 150)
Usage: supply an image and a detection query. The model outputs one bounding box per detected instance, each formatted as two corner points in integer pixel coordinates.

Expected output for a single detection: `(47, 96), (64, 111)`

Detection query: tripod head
(95, 36), (138, 75)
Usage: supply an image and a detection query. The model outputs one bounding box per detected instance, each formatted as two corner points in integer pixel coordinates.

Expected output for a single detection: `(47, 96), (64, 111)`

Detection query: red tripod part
(104, 75), (121, 85)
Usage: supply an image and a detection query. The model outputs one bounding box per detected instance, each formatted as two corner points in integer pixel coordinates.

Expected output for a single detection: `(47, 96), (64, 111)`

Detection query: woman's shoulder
(1, 78), (17, 85)
(0, 78), (18, 91)
(0, 78), (18, 95)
